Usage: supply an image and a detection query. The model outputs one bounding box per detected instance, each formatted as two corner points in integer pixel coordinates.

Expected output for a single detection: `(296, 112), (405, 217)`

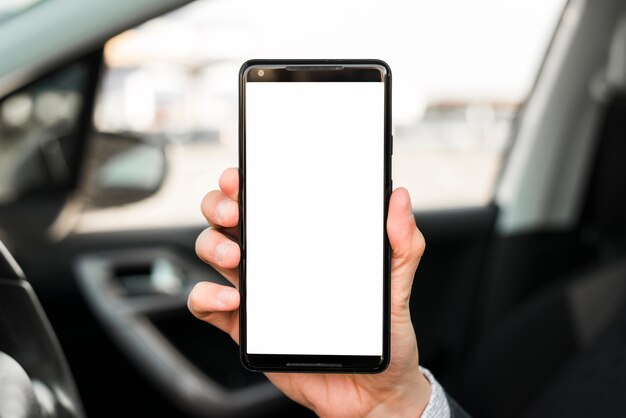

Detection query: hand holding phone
(189, 168), (432, 416)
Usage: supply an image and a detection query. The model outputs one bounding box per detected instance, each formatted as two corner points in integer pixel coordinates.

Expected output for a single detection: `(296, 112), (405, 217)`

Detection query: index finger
(219, 168), (239, 201)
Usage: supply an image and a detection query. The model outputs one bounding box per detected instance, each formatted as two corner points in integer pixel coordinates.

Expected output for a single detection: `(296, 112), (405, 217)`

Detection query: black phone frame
(238, 59), (392, 373)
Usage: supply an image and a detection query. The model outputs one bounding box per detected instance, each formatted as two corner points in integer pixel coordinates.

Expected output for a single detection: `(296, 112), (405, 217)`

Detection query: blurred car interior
(2, 0), (626, 417)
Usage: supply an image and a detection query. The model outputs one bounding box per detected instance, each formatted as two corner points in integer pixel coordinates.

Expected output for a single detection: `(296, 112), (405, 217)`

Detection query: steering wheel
(0, 241), (84, 418)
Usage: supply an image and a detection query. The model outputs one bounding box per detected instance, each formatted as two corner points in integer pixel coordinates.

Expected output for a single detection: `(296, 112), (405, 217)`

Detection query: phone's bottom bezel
(242, 353), (389, 373)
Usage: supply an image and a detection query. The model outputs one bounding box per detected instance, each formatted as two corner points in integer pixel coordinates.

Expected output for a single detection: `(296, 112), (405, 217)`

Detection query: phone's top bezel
(238, 59), (392, 374)
(242, 60), (388, 83)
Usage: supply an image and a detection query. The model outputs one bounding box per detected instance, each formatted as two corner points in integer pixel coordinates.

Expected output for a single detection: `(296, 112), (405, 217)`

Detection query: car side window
(0, 62), (88, 204)
(77, 0), (566, 232)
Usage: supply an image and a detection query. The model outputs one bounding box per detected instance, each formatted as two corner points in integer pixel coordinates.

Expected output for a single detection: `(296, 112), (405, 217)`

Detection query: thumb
(387, 188), (426, 310)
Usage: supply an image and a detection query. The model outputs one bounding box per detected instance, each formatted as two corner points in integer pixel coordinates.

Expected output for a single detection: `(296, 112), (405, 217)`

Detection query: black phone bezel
(238, 59), (392, 373)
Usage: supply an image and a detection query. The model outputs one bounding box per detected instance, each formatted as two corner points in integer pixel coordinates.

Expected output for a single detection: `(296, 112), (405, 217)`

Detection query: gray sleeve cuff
(419, 366), (451, 418)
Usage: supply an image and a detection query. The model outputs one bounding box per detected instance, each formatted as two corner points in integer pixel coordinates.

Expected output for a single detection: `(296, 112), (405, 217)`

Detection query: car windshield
(79, 0), (566, 231)
(0, 0), (45, 24)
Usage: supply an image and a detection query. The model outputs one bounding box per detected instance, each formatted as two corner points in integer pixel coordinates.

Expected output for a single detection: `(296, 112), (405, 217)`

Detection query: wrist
(365, 367), (431, 418)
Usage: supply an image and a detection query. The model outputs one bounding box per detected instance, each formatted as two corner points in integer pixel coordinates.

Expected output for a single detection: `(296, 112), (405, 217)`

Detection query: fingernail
(218, 288), (234, 307)
(216, 200), (233, 222)
(406, 193), (414, 219)
(215, 241), (232, 262)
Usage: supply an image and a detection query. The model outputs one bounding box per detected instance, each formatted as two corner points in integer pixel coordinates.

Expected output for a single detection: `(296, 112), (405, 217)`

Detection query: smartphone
(239, 59), (392, 373)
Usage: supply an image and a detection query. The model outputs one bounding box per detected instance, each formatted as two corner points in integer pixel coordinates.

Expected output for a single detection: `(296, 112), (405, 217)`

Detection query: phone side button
(391, 135), (394, 155)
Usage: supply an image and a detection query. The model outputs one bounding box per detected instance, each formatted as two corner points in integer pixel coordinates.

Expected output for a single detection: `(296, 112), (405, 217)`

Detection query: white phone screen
(245, 81), (385, 356)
